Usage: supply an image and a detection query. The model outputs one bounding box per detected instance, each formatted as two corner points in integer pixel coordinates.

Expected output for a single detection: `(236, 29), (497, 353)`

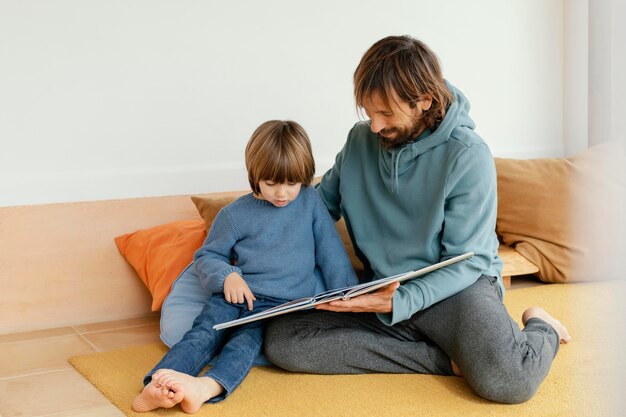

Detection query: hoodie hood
(378, 80), (476, 192)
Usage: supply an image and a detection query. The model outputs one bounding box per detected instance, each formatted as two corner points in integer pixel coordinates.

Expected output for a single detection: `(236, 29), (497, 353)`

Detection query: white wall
(608, 0), (626, 147)
(563, 0), (588, 155)
(588, 0), (613, 148)
(563, 0), (626, 155)
(0, 0), (565, 207)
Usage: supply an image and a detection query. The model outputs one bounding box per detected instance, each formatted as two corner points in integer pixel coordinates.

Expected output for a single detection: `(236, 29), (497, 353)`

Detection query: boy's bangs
(263, 152), (309, 184)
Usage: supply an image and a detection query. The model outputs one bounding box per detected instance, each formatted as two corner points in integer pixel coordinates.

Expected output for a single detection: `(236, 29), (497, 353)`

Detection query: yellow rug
(70, 281), (626, 417)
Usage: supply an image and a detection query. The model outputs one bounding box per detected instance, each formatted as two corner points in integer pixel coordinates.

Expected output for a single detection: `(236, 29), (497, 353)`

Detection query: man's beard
(378, 120), (425, 150)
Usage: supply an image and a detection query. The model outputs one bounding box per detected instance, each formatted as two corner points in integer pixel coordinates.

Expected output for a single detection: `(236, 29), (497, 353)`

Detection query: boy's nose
(276, 185), (287, 197)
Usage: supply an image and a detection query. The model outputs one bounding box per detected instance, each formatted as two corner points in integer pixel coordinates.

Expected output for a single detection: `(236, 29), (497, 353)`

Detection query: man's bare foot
(131, 380), (184, 412)
(153, 369), (224, 414)
(450, 360), (462, 376)
(522, 307), (572, 344)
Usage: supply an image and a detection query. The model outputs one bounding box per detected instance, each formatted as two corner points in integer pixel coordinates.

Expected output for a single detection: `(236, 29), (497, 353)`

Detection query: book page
(212, 252), (474, 330)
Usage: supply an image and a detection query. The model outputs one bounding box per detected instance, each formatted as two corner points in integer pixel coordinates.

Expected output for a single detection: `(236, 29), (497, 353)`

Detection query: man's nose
(370, 116), (385, 134)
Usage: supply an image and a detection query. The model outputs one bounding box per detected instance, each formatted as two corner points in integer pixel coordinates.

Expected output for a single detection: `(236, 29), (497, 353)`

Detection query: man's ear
(419, 94), (433, 111)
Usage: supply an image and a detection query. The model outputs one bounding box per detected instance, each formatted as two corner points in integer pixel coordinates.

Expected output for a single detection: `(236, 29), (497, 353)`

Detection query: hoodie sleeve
(377, 143), (501, 325)
(193, 208), (242, 294)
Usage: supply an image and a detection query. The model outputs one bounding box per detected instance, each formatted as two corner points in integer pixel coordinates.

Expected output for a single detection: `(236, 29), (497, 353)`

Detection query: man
(264, 35), (571, 403)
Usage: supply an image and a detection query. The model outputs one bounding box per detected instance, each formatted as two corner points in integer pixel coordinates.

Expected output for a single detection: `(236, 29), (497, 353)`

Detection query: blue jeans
(144, 294), (288, 403)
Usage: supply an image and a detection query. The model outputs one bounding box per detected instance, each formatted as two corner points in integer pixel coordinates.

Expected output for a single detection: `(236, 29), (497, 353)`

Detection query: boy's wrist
(218, 266), (242, 289)
(224, 271), (241, 285)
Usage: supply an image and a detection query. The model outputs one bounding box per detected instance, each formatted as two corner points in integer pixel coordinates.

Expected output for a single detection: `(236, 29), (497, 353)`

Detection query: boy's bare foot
(153, 369), (224, 414)
(131, 380), (184, 412)
(522, 307), (572, 344)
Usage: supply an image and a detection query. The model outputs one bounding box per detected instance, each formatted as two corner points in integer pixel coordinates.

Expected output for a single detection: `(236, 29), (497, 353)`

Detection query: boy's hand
(224, 272), (256, 310)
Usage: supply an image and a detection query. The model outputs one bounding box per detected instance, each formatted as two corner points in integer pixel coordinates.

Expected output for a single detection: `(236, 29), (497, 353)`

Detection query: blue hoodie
(317, 81), (503, 325)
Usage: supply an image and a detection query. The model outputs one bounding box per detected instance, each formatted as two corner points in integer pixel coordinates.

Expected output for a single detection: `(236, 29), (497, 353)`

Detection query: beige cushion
(495, 141), (625, 282)
(191, 194), (242, 230)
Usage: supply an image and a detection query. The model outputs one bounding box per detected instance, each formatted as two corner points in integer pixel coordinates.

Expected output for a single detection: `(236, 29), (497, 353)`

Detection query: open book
(213, 251), (474, 330)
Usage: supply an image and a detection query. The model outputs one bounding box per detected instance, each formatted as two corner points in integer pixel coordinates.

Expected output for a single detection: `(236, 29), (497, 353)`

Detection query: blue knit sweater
(193, 186), (358, 300)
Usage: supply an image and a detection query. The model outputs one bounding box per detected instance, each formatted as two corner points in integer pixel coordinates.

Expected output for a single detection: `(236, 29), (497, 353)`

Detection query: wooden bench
(499, 244), (539, 288)
(0, 194), (540, 336)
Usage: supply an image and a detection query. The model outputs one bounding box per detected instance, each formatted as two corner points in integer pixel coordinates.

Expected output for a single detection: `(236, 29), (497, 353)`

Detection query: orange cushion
(115, 219), (207, 311)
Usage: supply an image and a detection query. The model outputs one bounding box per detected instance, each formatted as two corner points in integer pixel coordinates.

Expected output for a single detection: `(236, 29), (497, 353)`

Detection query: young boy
(132, 120), (358, 413)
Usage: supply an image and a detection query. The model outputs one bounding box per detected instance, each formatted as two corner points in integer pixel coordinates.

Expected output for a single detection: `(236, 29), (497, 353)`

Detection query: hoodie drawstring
(391, 146), (408, 194)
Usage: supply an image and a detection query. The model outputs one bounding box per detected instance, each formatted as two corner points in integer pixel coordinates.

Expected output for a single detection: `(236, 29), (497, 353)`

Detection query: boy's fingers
(245, 291), (255, 310)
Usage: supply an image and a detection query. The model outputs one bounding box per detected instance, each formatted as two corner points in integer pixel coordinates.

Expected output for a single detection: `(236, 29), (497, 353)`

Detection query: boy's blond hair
(245, 120), (315, 195)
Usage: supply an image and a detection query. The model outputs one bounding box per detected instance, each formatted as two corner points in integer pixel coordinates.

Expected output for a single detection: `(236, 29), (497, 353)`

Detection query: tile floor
(0, 314), (161, 417)
(0, 275), (542, 417)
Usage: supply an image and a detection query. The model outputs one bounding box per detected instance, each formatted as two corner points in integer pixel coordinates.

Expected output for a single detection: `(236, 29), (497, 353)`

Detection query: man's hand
(315, 281), (399, 313)
(224, 272), (256, 310)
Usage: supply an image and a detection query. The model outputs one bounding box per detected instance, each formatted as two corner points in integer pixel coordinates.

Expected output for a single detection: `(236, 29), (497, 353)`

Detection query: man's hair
(354, 35), (453, 130)
(245, 120), (315, 195)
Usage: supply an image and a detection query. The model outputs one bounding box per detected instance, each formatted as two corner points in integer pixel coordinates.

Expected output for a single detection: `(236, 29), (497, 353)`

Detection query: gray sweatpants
(264, 275), (560, 404)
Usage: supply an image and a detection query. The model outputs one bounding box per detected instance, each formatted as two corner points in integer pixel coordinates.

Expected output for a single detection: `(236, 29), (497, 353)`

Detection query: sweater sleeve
(193, 208), (242, 293)
(377, 143), (500, 325)
(312, 192), (359, 290)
